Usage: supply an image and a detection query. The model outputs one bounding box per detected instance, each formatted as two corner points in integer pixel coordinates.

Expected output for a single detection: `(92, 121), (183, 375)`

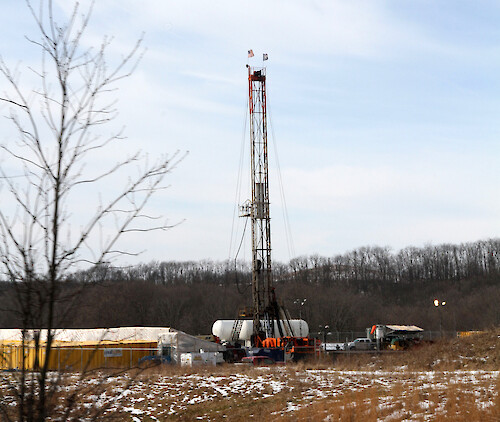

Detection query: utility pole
(240, 65), (273, 343)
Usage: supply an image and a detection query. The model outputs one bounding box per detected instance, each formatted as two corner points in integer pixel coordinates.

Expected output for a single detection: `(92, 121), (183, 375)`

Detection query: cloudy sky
(1, 1), (500, 265)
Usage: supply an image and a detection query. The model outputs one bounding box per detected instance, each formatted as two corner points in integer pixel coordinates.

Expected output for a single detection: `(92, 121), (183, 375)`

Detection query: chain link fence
(313, 331), (460, 344)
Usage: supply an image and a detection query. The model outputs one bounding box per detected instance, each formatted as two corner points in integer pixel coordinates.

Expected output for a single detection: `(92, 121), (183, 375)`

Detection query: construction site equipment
(243, 65), (276, 340)
(367, 324), (424, 350)
(232, 61), (317, 359)
(0, 327), (226, 370)
(0, 340), (23, 370)
(212, 319), (309, 347)
(230, 319), (244, 344)
(261, 336), (321, 360)
(0, 339), (157, 371)
(157, 331), (225, 364)
(180, 352), (222, 366)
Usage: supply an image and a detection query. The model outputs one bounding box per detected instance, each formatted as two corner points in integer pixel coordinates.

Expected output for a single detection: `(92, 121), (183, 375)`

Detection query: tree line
(1, 238), (498, 336)
(70, 238), (500, 286)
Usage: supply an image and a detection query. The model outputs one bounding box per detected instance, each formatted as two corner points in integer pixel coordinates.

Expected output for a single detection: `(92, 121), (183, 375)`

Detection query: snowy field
(2, 367), (498, 420)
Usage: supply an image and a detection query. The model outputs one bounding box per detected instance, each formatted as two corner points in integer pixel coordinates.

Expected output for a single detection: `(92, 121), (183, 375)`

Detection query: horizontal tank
(212, 319), (309, 343)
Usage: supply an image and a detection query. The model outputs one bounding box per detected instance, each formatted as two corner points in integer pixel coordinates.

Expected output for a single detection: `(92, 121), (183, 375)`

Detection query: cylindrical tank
(375, 325), (386, 340)
(212, 319), (309, 342)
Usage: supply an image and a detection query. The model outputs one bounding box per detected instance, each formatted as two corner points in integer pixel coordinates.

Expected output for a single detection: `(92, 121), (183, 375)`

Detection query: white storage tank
(212, 319), (309, 344)
(375, 325), (386, 341)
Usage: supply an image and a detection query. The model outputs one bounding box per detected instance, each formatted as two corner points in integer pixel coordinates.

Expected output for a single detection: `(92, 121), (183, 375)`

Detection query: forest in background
(1, 238), (499, 336)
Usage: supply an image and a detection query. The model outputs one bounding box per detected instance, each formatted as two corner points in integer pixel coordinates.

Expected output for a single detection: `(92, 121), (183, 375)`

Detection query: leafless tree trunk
(0, 1), (182, 420)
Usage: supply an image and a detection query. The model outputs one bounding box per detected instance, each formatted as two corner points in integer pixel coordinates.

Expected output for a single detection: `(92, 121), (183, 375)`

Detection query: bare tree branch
(0, 1), (183, 419)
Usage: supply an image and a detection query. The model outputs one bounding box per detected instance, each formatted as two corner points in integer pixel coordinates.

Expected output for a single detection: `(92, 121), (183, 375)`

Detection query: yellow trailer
(45, 340), (157, 371)
(0, 340), (24, 370)
(0, 340), (157, 371)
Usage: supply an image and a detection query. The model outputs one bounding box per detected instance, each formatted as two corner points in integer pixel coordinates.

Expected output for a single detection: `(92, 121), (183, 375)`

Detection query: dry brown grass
(333, 327), (500, 372)
(101, 330), (500, 420)
(1, 329), (499, 420)
(2, 364), (497, 421)
(284, 372), (500, 422)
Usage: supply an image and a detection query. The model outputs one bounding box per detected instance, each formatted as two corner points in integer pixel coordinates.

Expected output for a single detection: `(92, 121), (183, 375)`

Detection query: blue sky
(1, 1), (500, 265)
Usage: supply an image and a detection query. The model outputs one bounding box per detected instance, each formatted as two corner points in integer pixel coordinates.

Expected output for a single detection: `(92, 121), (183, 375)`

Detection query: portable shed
(158, 330), (225, 363)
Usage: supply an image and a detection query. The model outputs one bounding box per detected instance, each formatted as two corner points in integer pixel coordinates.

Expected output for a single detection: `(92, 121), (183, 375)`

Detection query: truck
(347, 337), (376, 351)
(366, 325), (424, 350)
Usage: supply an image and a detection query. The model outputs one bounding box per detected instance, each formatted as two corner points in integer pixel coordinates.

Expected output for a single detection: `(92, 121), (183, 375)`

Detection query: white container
(212, 319), (309, 343)
(375, 325), (386, 341)
(180, 352), (218, 366)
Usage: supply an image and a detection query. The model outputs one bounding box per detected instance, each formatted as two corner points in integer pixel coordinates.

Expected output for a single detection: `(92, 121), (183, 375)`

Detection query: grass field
(1, 330), (499, 420)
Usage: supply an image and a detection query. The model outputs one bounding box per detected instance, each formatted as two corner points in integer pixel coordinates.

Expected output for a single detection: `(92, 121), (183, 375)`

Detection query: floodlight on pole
(433, 298), (447, 337)
(294, 298), (307, 336)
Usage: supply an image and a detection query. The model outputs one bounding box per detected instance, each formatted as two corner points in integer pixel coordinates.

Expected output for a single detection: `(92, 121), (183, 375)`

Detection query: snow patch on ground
(1, 368), (498, 419)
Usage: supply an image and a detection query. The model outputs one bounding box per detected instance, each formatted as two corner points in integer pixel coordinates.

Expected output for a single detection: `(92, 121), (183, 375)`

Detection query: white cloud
(55, 0), (431, 60)
(2, 0), (500, 264)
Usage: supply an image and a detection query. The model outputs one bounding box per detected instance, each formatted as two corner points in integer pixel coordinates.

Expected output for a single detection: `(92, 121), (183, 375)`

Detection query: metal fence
(314, 331), (460, 344)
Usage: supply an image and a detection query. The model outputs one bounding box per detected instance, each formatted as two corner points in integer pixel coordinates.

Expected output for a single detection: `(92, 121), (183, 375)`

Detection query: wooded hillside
(1, 239), (498, 335)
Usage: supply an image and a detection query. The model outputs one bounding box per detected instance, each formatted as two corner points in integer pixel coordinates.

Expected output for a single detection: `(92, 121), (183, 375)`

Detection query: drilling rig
(239, 65), (293, 347)
(213, 62), (319, 361)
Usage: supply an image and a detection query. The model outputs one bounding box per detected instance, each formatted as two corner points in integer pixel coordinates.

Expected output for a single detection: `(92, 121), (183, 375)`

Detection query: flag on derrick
(248, 49), (254, 58)
(263, 53), (268, 61)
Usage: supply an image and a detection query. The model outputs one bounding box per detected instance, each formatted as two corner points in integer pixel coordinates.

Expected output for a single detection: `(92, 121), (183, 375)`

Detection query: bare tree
(0, 1), (182, 420)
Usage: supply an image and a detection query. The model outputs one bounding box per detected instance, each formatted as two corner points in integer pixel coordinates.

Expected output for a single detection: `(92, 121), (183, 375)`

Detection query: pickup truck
(347, 338), (376, 351)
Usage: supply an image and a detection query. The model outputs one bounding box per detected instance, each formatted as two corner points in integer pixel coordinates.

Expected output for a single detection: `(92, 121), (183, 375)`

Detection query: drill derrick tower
(240, 65), (276, 343)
